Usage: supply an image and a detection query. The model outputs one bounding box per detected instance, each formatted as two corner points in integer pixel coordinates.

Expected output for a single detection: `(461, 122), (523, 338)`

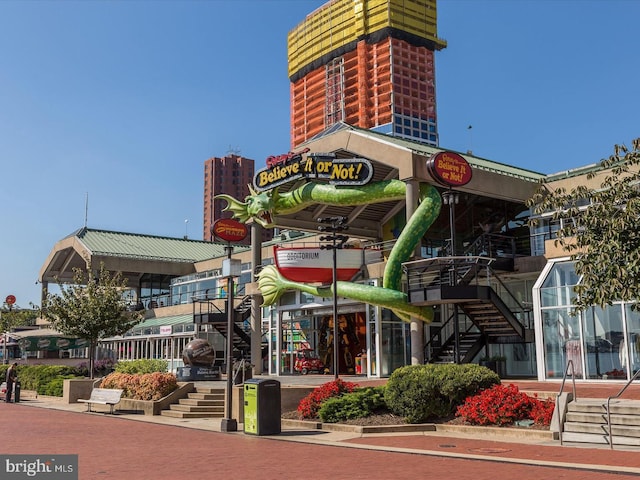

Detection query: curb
(281, 418), (555, 440)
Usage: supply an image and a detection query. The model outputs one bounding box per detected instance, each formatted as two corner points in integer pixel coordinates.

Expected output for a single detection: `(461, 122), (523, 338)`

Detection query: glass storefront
(264, 287), (394, 377)
(535, 260), (639, 381)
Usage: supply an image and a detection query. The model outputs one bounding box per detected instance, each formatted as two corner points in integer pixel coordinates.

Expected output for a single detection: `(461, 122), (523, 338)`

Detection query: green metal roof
(72, 227), (250, 263)
(130, 314), (193, 333)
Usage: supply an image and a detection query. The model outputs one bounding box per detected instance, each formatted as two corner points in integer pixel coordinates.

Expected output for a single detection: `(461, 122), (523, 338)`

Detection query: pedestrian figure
(5, 362), (17, 403)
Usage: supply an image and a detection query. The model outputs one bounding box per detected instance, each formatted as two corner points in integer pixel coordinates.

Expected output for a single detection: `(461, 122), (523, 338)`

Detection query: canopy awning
(129, 314), (193, 335)
(11, 329), (87, 351)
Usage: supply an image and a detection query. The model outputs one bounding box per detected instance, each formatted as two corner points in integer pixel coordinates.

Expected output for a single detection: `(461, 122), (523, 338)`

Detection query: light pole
(211, 218), (247, 433)
(221, 244), (241, 432)
(443, 190), (460, 364)
(318, 216), (349, 379)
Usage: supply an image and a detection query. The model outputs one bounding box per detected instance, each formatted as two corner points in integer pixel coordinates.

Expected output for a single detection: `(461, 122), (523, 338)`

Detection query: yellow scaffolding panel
(288, 0), (447, 79)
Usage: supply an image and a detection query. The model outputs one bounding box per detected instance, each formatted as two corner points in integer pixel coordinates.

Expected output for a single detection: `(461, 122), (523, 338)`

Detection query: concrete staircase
(561, 398), (640, 447)
(160, 387), (225, 419)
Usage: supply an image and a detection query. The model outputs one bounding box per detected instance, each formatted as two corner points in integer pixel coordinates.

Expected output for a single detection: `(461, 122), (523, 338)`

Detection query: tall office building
(203, 154), (255, 242)
(288, 0), (447, 148)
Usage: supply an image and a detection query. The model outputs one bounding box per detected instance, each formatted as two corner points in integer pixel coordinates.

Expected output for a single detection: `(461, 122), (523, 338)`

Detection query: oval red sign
(427, 151), (472, 187)
(5, 295), (16, 305)
(212, 218), (248, 243)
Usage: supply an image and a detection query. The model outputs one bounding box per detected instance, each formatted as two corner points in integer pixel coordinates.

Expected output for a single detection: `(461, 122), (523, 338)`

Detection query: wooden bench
(78, 388), (123, 414)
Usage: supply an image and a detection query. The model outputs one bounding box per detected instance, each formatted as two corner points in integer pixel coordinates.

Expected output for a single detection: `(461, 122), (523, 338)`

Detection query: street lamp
(442, 190), (460, 364)
(221, 246), (241, 432)
(318, 216), (349, 379)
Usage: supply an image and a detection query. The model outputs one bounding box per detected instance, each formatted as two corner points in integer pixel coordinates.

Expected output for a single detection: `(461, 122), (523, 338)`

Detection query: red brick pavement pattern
(1, 403), (639, 480)
(346, 434), (640, 469)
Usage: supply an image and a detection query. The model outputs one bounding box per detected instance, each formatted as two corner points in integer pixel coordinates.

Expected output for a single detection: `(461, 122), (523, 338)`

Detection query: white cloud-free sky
(1, 0), (638, 307)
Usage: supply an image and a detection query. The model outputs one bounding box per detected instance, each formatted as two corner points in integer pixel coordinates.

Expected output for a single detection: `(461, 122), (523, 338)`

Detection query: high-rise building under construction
(288, 0), (447, 148)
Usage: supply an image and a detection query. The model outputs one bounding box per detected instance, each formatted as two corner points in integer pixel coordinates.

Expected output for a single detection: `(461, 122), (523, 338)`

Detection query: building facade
(288, 0), (447, 148)
(203, 154), (255, 242)
(34, 127), (640, 385)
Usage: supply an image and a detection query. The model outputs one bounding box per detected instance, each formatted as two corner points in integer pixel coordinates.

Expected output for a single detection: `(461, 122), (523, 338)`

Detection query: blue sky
(1, 0), (638, 308)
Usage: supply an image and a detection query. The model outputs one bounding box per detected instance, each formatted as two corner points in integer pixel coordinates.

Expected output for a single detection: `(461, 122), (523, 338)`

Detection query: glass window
(542, 307), (580, 378)
(540, 262), (579, 307)
(584, 306), (623, 379)
(624, 306), (640, 377)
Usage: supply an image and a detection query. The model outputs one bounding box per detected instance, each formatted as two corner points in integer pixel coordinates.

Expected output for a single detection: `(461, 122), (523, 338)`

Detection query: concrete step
(179, 398), (224, 407)
(194, 388), (225, 395)
(566, 411), (640, 427)
(160, 410), (224, 419)
(169, 404), (224, 413)
(568, 398), (640, 415)
(561, 431), (640, 446)
(564, 420), (640, 438)
(561, 397), (640, 448)
(188, 392), (225, 401)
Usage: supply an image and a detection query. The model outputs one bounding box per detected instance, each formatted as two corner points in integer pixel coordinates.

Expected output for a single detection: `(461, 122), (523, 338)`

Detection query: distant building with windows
(203, 154), (256, 243)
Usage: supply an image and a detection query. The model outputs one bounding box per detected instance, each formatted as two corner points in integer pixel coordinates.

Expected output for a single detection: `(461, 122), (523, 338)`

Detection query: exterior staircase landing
(561, 398), (640, 447)
(160, 387), (225, 419)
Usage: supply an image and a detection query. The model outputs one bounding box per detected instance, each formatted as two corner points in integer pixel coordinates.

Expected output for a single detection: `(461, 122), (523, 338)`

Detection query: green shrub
(10, 365), (78, 392)
(113, 359), (168, 374)
(384, 364), (499, 423)
(318, 386), (386, 423)
(38, 375), (80, 397)
(297, 379), (358, 419)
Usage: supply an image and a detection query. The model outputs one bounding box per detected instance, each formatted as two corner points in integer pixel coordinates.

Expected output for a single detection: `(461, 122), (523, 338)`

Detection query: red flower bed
(455, 383), (555, 427)
(297, 379), (358, 420)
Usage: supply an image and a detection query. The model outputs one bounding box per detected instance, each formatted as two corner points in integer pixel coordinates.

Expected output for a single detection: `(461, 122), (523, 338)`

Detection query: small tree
(527, 138), (640, 311)
(1, 306), (37, 363)
(42, 262), (142, 378)
(1, 307), (37, 334)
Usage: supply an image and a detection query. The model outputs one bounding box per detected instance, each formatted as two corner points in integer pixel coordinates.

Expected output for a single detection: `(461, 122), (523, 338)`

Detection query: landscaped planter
(64, 378), (102, 403)
(118, 382), (195, 415)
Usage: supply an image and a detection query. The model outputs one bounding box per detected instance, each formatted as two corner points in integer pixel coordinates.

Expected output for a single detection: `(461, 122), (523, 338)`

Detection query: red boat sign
(427, 151), (472, 187)
(274, 246), (382, 283)
(212, 218), (248, 243)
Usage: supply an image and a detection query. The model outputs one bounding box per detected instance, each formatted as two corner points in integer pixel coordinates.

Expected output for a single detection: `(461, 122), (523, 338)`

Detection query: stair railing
(557, 360), (577, 446)
(232, 357), (252, 385)
(605, 368), (640, 450)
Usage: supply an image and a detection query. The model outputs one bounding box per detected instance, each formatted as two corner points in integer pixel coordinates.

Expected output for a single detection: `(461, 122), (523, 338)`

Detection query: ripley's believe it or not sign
(427, 151), (472, 187)
(254, 148), (373, 192)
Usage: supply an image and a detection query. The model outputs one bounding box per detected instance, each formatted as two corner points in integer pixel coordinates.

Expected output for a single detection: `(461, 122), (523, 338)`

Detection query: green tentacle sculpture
(216, 179), (441, 323)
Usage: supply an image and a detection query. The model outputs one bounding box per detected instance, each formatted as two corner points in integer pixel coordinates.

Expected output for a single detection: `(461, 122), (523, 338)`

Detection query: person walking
(5, 362), (17, 403)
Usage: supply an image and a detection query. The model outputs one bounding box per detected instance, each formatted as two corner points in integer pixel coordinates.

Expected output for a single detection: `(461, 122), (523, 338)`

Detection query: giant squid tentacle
(215, 179), (408, 228)
(257, 265), (434, 323)
(273, 179), (407, 215)
(220, 178), (443, 324)
(383, 183), (442, 291)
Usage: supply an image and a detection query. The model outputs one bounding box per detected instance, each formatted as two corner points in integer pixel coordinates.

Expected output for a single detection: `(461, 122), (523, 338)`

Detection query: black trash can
(14, 381), (20, 403)
(243, 379), (281, 435)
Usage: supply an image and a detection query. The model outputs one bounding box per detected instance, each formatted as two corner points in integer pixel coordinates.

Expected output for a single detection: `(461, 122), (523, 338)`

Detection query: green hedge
(384, 364), (500, 423)
(1, 365), (84, 396)
(113, 359), (168, 374)
(318, 386), (386, 423)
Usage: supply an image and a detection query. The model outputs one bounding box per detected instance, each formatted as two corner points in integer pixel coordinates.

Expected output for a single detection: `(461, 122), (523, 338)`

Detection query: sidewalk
(10, 379), (640, 477)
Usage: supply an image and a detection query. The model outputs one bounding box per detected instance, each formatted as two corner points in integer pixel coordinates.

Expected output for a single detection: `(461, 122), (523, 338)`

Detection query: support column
(251, 222), (263, 375)
(406, 180), (424, 365)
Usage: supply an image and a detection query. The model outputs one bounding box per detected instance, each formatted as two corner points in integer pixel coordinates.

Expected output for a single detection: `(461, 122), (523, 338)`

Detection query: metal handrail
(232, 358), (252, 385)
(605, 369), (640, 450)
(557, 360), (577, 446)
